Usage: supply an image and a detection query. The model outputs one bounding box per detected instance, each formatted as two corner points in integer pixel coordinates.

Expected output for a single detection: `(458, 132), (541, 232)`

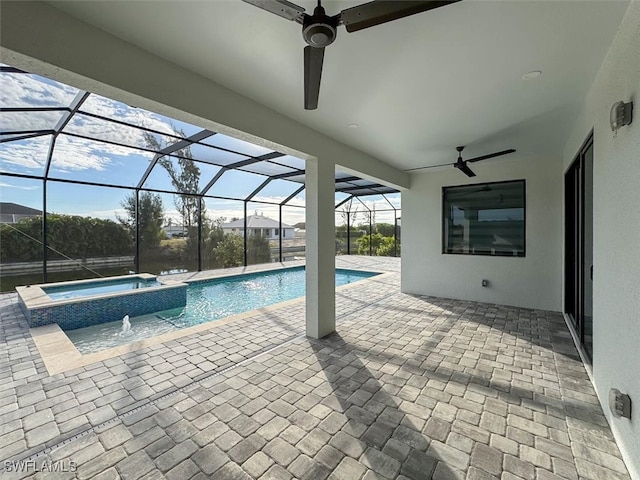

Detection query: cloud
(52, 136), (113, 171)
(0, 135), (114, 172)
(56, 96), (187, 166)
(0, 72), (178, 138)
(63, 108), (178, 152)
(1, 71), (188, 175)
(0, 132), (157, 175)
(0, 136), (50, 170)
(351, 194), (401, 211)
(83, 208), (128, 221)
(0, 181), (39, 190)
(79, 94), (177, 138)
(0, 110), (64, 132)
(251, 194), (305, 207)
(0, 71), (78, 109)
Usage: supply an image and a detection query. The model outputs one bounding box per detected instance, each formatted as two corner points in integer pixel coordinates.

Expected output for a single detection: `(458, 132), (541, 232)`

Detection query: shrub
(356, 233), (399, 257)
(0, 215), (133, 263)
(213, 234), (244, 268)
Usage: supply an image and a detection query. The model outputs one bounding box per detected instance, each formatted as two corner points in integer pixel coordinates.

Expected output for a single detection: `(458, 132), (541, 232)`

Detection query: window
(443, 180), (525, 256)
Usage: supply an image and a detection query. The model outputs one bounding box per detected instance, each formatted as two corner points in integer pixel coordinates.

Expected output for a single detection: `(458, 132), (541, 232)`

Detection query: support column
(42, 179), (48, 283)
(197, 197), (202, 272)
(243, 201), (248, 266)
(279, 204), (283, 262)
(346, 213), (351, 255)
(305, 156), (335, 339)
(135, 189), (140, 273)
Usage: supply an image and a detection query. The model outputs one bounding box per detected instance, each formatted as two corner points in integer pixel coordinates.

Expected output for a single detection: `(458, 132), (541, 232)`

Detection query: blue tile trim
(26, 286), (187, 330)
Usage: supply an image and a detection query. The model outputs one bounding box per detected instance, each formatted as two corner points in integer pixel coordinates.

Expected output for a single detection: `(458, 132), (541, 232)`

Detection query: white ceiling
(49, 0), (629, 171)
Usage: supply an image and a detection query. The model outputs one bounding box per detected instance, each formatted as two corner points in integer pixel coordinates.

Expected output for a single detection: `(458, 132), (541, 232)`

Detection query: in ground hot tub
(16, 274), (187, 329)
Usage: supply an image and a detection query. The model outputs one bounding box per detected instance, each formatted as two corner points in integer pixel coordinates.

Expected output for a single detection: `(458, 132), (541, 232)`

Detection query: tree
(375, 222), (395, 237)
(355, 232), (399, 257)
(205, 216), (226, 248)
(246, 233), (271, 265)
(197, 216), (226, 268)
(356, 232), (385, 255)
(118, 191), (164, 248)
(376, 236), (399, 256)
(143, 130), (203, 228)
(335, 199), (359, 254)
(339, 199), (358, 228)
(360, 206), (376, 234)
(213, 234), (244, 268)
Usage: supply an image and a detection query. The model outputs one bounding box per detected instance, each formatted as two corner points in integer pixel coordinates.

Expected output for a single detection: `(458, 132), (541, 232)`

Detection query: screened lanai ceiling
(0, 65), (398, 205)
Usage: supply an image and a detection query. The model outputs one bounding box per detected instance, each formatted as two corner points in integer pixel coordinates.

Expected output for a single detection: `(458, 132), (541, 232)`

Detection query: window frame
(441, 179), (526, 257)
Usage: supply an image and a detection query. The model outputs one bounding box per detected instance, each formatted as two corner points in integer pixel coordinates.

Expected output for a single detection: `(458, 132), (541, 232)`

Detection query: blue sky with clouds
(0, 67), (400, 226)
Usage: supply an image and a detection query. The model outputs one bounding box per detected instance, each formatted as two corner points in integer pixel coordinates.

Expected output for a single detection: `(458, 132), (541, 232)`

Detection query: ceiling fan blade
(304, 46), (325, 110)
(455, 162), (477, 177)
(404, 162), (453, 172)
(466, 149), (516, 163)
(340, 0), (460, 33)
(241, 0), (305, 23)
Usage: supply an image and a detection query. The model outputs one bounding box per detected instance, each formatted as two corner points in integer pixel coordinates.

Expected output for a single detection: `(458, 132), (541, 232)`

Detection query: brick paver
(0, 256), (632, 479)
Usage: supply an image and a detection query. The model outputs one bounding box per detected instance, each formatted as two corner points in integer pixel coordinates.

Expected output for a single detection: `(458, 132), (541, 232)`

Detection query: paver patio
(0, 257), (631, 479)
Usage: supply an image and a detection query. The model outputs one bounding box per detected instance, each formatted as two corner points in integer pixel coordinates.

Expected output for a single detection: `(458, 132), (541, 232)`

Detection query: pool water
(44, 278), (161, 301)
(65, 267), (378, 353)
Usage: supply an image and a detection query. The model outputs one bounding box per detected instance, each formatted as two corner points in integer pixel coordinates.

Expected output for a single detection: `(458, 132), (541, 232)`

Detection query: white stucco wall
(562, 3), (639, 478)
(402, 153), (562, 311)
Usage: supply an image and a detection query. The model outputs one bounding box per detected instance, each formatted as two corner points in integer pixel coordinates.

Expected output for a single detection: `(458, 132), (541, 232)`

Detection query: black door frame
(564, 132), (593, 363)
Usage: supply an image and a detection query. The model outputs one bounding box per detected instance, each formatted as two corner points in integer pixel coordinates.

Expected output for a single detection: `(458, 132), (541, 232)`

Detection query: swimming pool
(65, 267), (378, 353)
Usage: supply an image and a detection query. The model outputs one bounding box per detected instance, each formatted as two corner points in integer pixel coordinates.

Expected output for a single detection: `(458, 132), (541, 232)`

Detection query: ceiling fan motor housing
(241, 0), (461, 109)
(302, 5), (338, 48)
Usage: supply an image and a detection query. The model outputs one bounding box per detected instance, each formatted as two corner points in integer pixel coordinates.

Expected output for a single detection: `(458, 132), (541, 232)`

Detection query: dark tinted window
(443, 180), (525, 256)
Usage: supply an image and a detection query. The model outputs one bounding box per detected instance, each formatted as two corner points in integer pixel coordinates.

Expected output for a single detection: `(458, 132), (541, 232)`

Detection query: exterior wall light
(610, 101), (633, 131)
(609, 388), (632, 419)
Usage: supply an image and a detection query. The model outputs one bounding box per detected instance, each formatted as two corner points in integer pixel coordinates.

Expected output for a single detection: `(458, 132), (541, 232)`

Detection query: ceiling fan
(241, 0), (461, 110)
(406, 146), (516, 177)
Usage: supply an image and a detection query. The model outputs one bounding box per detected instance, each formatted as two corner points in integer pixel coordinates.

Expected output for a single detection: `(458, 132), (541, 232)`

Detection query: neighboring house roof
(0, 202), (42, 216)
(221, 215), (293, 230)
(0, 203), (43, 223)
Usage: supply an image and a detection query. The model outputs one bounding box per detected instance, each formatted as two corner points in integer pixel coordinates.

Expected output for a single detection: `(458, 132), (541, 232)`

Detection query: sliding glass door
(565, 134), (593, 361)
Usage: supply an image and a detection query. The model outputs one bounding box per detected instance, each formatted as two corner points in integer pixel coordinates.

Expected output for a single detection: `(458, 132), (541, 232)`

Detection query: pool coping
(30, 266), (394, 375)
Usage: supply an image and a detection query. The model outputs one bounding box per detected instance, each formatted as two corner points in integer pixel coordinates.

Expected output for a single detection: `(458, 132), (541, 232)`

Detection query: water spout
(120, 315), (131, 336)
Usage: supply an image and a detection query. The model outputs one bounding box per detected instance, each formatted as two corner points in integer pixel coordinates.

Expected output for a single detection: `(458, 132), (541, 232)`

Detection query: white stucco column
(305, 156), (336, 339)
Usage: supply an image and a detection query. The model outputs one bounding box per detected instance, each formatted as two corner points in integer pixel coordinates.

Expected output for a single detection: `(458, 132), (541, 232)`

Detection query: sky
(0, 67), (400, 227)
